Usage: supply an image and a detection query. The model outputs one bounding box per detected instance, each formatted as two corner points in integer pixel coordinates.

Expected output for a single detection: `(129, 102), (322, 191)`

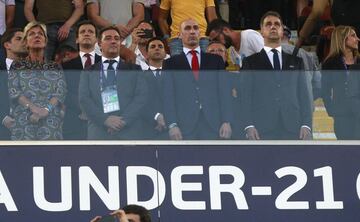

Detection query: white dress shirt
(79, 51), (96, 68)
(101, 56), (120, 77)
(264, 46), (282, 69)
(5, 58), (13, 71)
(183, 46), (201, 68)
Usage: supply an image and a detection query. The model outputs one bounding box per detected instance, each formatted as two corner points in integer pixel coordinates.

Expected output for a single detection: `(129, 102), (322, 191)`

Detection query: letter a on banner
(0, 170), (18, 211)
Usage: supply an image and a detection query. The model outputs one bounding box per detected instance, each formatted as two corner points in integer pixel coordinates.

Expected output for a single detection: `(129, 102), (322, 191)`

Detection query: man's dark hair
(206, 19), (232, 36)
(1, 28), (23, 49)
(260, 11), (283, 28)
(137, 20), (155, 31)
(76, 20), (98, 38)
(98, 26), (121, 41)
(123, 204), (151, 222)
(146, 37), (164, 52)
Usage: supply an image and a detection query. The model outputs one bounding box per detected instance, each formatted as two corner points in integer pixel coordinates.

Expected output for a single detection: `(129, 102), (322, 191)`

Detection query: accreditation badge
(101, 86), (120, 113)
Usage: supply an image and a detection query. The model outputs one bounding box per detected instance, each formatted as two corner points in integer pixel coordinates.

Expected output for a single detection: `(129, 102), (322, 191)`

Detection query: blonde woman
(8, 21), (67, 140)
(321, 25), (360, 139)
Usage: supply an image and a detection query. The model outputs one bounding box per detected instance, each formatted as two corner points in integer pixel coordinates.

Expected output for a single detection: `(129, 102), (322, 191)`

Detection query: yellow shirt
(160, 0), (215, 39)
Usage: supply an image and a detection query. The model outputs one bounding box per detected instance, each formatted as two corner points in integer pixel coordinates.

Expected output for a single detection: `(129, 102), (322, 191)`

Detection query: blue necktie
(271, 49), (281, 70)
(105, 60), (116, 85)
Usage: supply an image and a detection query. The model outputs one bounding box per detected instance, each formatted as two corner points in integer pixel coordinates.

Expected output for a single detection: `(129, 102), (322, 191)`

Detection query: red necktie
(190, 50), (199, 81)
(84, 53), (92, 69)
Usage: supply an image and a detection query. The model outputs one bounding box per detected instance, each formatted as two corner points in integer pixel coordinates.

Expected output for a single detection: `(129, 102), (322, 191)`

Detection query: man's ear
(223, 27), (234, 36)
(3, 42), (10, 50)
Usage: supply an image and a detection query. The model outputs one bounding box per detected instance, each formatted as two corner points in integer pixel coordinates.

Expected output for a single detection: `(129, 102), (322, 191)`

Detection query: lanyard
(99, 62), (117, 91)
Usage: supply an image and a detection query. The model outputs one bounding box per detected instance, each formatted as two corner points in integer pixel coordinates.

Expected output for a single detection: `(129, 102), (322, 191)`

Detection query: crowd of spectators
(1, 0), (360, 140)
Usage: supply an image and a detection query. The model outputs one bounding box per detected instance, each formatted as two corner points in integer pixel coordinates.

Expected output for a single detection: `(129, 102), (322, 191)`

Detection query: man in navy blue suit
(0, 28), (26, 140)
(162, 19), (233, 140)
(62, 20), (101, 140)
(241, 11), (312, 140)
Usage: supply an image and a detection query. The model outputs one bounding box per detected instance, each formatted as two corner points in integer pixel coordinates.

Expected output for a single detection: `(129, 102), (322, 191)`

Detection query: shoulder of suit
(61, 56), (81, 69)
(120, 61), (142, 70)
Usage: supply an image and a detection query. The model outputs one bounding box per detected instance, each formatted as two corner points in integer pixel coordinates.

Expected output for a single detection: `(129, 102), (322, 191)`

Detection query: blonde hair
(23, 21), (47, 42)
(326, 25), (359, 61)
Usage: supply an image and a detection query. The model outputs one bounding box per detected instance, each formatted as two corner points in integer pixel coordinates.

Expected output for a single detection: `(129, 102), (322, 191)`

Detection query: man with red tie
(162, 19), (233, 140)
(62, 20), (101, 140)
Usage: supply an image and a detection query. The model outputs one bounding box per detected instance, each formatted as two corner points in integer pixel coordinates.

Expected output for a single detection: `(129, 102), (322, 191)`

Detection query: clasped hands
(104, 115), (126, 135)
(28, 105), (49, 123)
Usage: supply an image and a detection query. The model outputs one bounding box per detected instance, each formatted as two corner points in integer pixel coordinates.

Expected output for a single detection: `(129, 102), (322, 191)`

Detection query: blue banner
(0, 143), (360, 222)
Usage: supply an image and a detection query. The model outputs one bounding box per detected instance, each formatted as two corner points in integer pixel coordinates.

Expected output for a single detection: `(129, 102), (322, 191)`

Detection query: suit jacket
(142, 70), (168, 139)
(79, 60), (148, 139)
(241, 49), (312, 134)
(162, 52), (233, 135)
(61, 54), (101, 136)
(322, 55), (356, 117)
(0, 61), (11, 139)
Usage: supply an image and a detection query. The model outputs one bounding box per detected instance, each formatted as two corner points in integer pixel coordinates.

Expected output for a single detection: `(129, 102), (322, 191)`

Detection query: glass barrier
(2, 69), (360, 141)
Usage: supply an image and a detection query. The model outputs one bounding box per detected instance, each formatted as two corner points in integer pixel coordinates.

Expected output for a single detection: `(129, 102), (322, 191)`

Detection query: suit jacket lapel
(90, 62), (102, 101)
(95, 54), (101, 64)
(282, 51), (289, 70)
(180, 52), (192, 70)
(199, 52), (206, 70)
(259, 49), (274, 70)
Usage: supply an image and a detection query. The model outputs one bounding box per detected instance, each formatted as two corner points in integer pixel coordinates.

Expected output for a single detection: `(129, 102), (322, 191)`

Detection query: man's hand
(3, 116), (15, 129)
(104, 116), (126, 131)
(116, 24), (131, 39)
(155, 114), (166, 131)
(111, 209), (129, 222)
(219, 122), (232, 139)
(78, 112), (88, 121)
(120, 45), (136, 64)
(246, 127), (260, 140)
(57, 23), (71, 41)
(299, 127), (312, 140)
(90, 216), (101, 222)
(169, 126), (183, 140)
(131, 27), (141, 45)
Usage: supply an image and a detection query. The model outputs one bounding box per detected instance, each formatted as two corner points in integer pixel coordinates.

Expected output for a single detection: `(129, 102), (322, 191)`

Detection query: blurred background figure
(158, 0), (217, 55)
(0, 0), (15, 60)
(24, 0), (84, 60)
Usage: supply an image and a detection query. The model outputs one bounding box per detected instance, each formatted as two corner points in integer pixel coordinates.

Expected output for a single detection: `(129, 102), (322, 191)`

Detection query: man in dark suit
(62, 20), (101, 140)
(79, 26), (147, 140)
(0, 68), (11, 140)
(142, 37), (168, 139)
(241, 11), (312, 140)
(163, 19), (233, 140)
(0, 28), (27, 140)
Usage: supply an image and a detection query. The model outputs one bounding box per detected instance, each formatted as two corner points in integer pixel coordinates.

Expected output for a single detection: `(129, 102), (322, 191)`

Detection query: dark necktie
(84, 53), (92, 69)
(105, 59), (116, 85)
(271, 49), (281, 70)
(190, 50), (199, 81)
(154, 68), (162, 88)
(155, 69), (161, 78)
